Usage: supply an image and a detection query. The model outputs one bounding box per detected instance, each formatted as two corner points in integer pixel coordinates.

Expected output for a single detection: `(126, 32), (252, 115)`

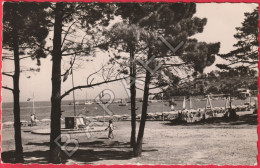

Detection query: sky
(1, 3), (258, 102)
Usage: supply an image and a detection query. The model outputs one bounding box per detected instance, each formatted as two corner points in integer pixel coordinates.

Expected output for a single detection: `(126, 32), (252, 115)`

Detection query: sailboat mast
(208, 95), (213, 110)
(86, 90), (87, 102)
(182, 96), (186, 109)
(71, 68), (76, 116)
(162, 92), (164, 113)
(32, 92), (35, 115)
(225, 97), (228, 110)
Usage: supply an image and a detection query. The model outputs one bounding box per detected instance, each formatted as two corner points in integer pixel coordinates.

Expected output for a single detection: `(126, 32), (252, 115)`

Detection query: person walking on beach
(105, 120), (114, 139)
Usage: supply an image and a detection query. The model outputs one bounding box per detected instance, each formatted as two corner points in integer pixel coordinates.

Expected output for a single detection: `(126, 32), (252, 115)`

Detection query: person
(189, 111), (193, 123)
(105, 120), (114, 139)
(30, 114), (36, 126)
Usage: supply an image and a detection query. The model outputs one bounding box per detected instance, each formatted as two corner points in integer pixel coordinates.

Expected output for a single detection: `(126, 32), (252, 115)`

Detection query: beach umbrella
(205, 95), (213, 110)
(208, 95), (213, 109)
(189, 97), (193, 109)
(182, 96), (186, 109)
(225, 97), (230, 109)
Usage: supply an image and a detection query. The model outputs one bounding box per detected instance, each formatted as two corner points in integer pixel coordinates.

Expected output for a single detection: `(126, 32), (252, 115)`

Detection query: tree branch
(20, 56), (32, 60)
(3, 55), (32, 61)
(2, 72), (13, 77)
(86, 64), (105, 85)
(162, 62), (188, 67)
(62, 51), (87, 56)
(136, 86), (144, 91)
(2, 86), (13, 91)
(61, 21), (77, 48)
(60, 76), (128, 100)
(61, 55), (76, 76)
(2, 57), (14, 60)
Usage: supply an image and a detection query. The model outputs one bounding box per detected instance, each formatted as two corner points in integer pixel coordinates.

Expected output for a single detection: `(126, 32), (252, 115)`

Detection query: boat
(85, 101), (93, 105)
(84, 92), (93, 105)
(119, 98), (128, 106)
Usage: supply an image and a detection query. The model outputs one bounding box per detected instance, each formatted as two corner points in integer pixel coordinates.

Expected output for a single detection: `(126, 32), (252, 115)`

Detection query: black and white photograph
(1, 2), (258, 165)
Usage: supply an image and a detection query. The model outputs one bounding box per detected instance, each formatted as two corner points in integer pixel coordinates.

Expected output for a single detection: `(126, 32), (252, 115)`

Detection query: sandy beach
(1, 111), (257, 165)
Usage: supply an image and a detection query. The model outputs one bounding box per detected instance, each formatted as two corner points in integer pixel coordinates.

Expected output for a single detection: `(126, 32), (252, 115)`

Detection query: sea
(1, 97), (256, 122)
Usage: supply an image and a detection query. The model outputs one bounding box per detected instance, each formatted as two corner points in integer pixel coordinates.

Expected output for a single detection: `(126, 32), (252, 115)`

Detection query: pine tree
(120, 3), (218, 156)
(2, 2), (49, 162)
(218, 7), (258, 68)
(49, 2), (114, 163)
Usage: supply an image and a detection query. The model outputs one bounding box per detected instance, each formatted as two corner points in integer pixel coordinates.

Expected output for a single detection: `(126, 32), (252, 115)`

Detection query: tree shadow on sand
(26, 140), (131, 149)
(69, 149), (133, 164)
(1, 150), (51, 164)
(2, 140), (135, 164)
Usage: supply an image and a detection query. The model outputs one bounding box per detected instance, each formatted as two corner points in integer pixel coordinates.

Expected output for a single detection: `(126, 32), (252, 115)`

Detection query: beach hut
(64, 116), (87, 129)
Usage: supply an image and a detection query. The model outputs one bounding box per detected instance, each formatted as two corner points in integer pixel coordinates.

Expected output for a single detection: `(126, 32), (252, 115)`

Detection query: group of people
(165, 108), (229, 123)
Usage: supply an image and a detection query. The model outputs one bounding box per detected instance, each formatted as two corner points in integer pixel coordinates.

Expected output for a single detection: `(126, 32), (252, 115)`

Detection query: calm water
(1, 97), (256, 122)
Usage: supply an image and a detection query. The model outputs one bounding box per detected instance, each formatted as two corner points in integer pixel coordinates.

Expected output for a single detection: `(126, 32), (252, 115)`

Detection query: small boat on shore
(85, 101), (93, 105)
(119, 98), (128, 106)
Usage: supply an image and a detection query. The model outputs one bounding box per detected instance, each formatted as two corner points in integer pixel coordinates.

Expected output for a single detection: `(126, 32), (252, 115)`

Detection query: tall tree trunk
(49, 2), (63, 164)
(12, 4), (24, 163)
(134, 51), (152, 157)
(130, 49), (136, 148)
